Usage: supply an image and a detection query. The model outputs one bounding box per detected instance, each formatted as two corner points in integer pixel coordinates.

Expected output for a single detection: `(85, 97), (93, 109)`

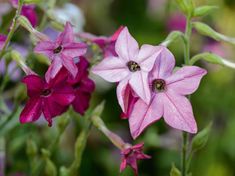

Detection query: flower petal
(45, 56), (63, 83)
(137, 45), (163, 71)
(63, 42), (87, 58)
(52, 86), (75, 106)
(162, 90), (197, 133)
(22, 75), (44, 97)
(20, 98), (42, 123)
(116, 79), (129, 112)
(150, 47), (175, 80)
(57, 22), (74, 44)
(129, 94), (163, 139)
(115, 27), (139, 61)
(129, 71), (151, 104)
(72, 92), (92, 115)
(92, 57), (129, 82)
(61, 54), (78, 78)
(34, 41), (55, 59)
(166, 66), (207, 95)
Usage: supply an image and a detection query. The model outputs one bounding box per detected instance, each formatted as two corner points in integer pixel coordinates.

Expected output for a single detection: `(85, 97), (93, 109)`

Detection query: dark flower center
(127, 61), (141, 72)
(152, 79), (166, 92)
(53, 45), (63, 54)
(41, 89), (52, 96)
(73, 82), (80, 89)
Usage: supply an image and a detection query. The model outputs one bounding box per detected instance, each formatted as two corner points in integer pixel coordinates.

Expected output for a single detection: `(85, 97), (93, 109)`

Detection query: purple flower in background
(66, 57), (95, 115)
(92, 27), (164, 107)
(20, 72), (75, 126)
(167, 12), (186, 32)
(0, 34), (6, 50)
(78, 26), (124, 57)
(129, 47), (207, 139)
(10, 0), (38, 27)
(34, 22), (87, 82)
(120, 143), (150, 176)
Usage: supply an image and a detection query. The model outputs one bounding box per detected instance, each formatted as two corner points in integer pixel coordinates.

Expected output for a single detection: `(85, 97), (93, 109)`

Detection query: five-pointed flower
(129, 47), (207, 139)
(34, 22), (87, 83)
(20, 71), (75, 126)
(120, 143), (151, 176)
(92, 27), (163, 110)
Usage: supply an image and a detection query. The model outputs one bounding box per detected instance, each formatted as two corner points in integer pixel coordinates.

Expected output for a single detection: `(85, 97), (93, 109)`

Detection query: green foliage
(170, 164), (181, 176)
(193, 6), (218, 17)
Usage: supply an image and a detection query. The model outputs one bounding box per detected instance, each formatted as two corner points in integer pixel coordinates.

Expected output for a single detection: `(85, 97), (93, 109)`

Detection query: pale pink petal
(34, 41), (55, 59)
(150, 47), (175, 80)
(137, 45), (163, 71)
(61, 54), (78, 78)
(20, 98), (42, 123)
(92, 57), (129, 82)
(162, 90), (197, 133)
(166, 66), (207, 95)
(129, 94), (163, 139)
(115, 27), (139, 61)
(63, 42), (87, 58)
(129, 71), (151, 104)
(57, 22), (74, 44)
(116, 79), (129, 112)
(45, 57), (63, 83)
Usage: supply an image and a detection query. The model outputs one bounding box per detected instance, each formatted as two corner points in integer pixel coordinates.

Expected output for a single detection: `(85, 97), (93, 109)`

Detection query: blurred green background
(1, 0), (235, 175)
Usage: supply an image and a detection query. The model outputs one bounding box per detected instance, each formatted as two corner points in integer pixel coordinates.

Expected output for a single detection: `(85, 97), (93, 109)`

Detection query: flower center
(127, 61), (141, 72)
(152, 79), (166, 92)
(41, 89), (52, 97)
(53, 45), (63, 54)
(72, 82), (80, 89)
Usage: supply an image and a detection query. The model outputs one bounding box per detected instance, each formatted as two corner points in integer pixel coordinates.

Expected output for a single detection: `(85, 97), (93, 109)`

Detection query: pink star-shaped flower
(92, 27), (164, 110)
(20, 71), (75, 126)
(129, 47), (207, 139)
(120, 143), (151, 176)
(34, 22), (87, 83)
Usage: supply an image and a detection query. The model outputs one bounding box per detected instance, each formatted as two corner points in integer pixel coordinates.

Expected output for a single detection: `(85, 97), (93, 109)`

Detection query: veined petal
(129, 71), (151, 104)
(52, 86), (75, 106)
(34, 41), (55, 59)
(22, 75), (44, 97)
(129, 94), (163, 139)
(137, 45), (163, 71)
(115, 27), (139, 62)
(116, 79), (129, 112)
(63, 42), (87, 58)
(162, 90), (197, 133)
(45, 56), (63, 83)
(150, 47), (175, 80)
(92, 57), (129, 82)
(166, 66), (207, 95)
(57, 22), (74, 44)
(61, 54), (78, 78)
(20, 98), (42, 123)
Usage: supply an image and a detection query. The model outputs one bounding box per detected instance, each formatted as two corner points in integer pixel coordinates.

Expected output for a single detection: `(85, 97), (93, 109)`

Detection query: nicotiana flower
(167, 12), (186, 32)
(65, 57), (95, 115)
(120, 143), (150, 176)
(0, 34), (6, 50)
(92, 27), (164, 109)
(78, 26), (124, 57)
(34, 22), (87, 82)
(20, 71), (75, 126)
(10, 0), (38, 27)
(129, 47), (207, 139)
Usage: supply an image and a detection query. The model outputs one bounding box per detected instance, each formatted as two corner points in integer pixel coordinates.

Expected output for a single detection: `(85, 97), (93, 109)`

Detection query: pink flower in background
(129, 47), (207, 139)
(120, 143), (151, 176)
(0, 34), (6, 50)
(10, 0), (38, 27)
(20, 72), (75, 126)
(167, 12), (186, 32)
(34, 22), (87, 82)
(78, 26), (124, 57)
(66, 57), (95, 115)
(92, 27), (164, 109)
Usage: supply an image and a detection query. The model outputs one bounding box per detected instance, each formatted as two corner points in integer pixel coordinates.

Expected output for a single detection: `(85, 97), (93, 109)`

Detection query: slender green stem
(181, 16), (192, 176)
(0, 1), (23, 60)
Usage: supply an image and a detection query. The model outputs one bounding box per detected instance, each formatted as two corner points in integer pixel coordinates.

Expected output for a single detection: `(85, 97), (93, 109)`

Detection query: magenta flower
(92, 27), (164, 107)
(0, 34), (6, 50)
(10, 0), (38, 27)
(34, 22), (87, 83)
(66, 57), (95, 115)
(78, 26), (124, 57)
(20, 71), (75, 126)
(167, 12), (186, 32)
(129, 47), (207, 139)
(120, 143), (151, 176)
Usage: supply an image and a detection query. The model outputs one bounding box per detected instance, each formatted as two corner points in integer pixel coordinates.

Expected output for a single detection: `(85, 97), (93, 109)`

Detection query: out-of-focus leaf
(170, 163), (181, 176)
(193, 6), (218, 17)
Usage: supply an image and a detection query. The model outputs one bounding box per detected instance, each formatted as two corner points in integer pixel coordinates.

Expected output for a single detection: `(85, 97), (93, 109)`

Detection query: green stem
(181, 16), (192, 176)
(0, 1), (23, 60)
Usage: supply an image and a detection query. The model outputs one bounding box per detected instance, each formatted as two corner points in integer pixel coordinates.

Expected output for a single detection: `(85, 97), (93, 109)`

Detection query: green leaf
(190, 52), (224, 65)
(193, 6), (218, 17)
(170, 164), (181, 176)
(191, 122), (212, 152)
(175, 0), (194, 17)
(161, 31), (185, 47)
(193, 22), (235, 45)
(26, 138), (38, 157)
(23, 0), (41, 4)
